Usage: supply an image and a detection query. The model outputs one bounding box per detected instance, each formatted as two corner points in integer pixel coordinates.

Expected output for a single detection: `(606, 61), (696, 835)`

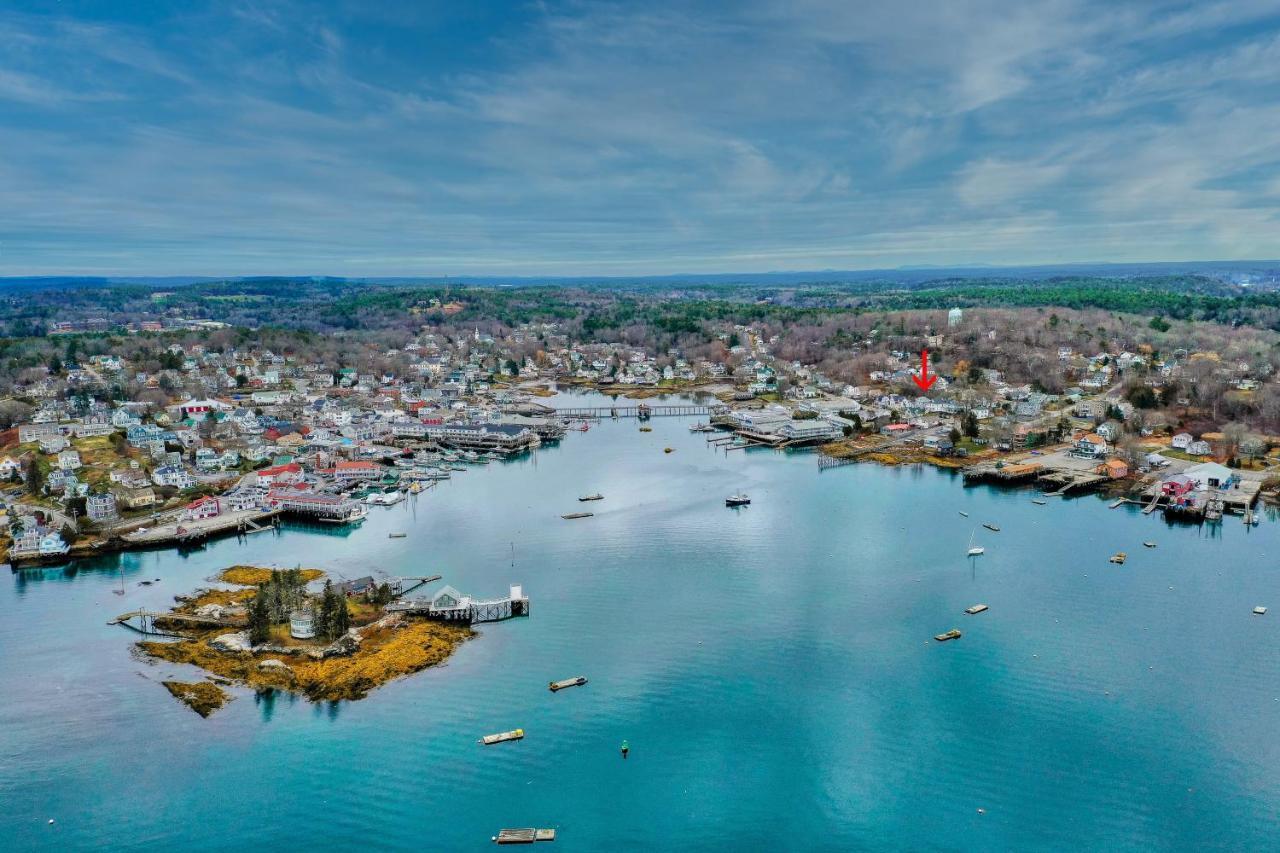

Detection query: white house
(86, 493), (118, 522)
(1171, 432), (1193, 450)
(152, 465), (196, 489)
(57, 450), (82, 471)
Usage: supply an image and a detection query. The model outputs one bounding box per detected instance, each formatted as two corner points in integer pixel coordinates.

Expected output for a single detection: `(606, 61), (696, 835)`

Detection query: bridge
(553, 404), (711, 419)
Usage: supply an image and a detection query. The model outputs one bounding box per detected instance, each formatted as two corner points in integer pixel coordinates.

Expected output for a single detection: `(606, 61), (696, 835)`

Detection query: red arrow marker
(912, 349), (938, 392)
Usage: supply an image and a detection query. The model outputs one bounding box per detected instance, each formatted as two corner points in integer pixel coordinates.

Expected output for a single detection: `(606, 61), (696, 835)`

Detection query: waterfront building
(182, 495), (222, 521)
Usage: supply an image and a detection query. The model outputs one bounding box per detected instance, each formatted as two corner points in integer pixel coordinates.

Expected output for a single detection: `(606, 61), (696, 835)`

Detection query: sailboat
(967, 530), (985, 557)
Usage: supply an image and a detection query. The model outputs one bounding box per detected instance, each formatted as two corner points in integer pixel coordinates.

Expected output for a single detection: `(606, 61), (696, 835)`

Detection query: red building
(182, 495), (222, 521)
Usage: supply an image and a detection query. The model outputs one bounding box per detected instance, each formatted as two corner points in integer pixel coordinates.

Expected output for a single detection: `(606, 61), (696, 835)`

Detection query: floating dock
(480, 729), (525, 745)
(549, 676), (587, 692)
(494, 828), (556, 844)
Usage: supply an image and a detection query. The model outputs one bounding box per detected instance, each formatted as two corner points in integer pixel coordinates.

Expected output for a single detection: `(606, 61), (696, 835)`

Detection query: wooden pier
(1038, 471), (1106, 495)
(108, 609), (234, 636)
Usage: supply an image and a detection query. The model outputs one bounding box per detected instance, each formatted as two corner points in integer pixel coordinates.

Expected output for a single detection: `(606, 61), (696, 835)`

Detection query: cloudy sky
(1, 0), (1278, 276)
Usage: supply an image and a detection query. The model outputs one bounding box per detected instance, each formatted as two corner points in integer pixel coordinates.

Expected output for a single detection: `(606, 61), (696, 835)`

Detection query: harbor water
(4, 392), (1280, 850)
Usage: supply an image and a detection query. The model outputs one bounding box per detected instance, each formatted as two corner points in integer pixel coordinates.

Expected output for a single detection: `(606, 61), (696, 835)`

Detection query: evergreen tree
(333, 593), (350, 637)
(249, 586), (271, 645)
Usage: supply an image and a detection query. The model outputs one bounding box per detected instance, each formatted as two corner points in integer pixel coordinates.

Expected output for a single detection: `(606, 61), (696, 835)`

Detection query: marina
(7, 398), (1280, 851)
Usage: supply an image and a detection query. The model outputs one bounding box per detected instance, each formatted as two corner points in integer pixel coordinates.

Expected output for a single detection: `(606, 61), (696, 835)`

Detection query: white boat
(366, 490), (405, 506)
(967, 530), (984, 556)
(726, 493), (751, 507)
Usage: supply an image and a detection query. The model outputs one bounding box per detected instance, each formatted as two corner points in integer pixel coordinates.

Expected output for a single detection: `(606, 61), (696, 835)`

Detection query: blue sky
(1, 0), (1279, 276)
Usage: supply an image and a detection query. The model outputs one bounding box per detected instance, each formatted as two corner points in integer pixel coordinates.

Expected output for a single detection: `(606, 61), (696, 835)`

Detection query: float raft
(495, 828), (556, 844)
(480, 729), (525, 745)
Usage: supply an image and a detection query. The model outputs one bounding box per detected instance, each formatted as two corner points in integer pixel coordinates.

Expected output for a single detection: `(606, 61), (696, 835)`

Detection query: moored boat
(562, 512), (593, 520)
(964, 604), (988, 615)
(726, 493), (751, 507)
(578, 493), (604, 502)
(549, 676), (588, 692)
(935, 629), (962, 642)
(983, 523), (1000, 532)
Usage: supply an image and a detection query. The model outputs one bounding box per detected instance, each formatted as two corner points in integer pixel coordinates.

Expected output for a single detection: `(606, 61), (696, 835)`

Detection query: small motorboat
(1032, 499), (1047, 505)
(726, 493), (751, 507)
(388, 532), (407, 539)
(639, 426), (653, 432)
(664, 447), (674, 453)
(1109, 552), (1127, 564)
(549, 676), (588, 692)
(562, 512), (594, 520)
(983, 523), (1000, 532)
(958, 511), (969, 517)
(1143, 541), (1157, 548)
(579, 493), (604, 502)
(1254, 606), (1267, 615)
(964, 604), (989, 615)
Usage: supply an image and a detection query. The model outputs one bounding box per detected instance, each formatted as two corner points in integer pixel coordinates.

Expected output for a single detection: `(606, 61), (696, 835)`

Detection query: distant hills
(1, 260), (1278, 292)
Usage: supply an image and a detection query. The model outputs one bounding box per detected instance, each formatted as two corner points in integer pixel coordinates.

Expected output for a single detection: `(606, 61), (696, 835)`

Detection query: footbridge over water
(553, 404), (712, 419)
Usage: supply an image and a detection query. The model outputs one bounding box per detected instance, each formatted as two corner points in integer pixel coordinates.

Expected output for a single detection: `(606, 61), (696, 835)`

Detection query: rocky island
(141, 566), (473, 712)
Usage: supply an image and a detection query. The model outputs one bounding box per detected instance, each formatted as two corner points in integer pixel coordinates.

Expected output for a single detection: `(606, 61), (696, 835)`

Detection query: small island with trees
(141, 566), (472, 715)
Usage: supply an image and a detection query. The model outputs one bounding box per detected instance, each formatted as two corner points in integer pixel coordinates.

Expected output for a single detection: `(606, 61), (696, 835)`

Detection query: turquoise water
(4, 392), (1280, 851)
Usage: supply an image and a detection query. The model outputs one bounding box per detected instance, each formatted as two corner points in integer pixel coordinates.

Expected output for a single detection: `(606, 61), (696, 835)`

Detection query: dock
(1038, 470), (1106, 495)
(480, 729), (525, 745)
(495, 828), (556, 844)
